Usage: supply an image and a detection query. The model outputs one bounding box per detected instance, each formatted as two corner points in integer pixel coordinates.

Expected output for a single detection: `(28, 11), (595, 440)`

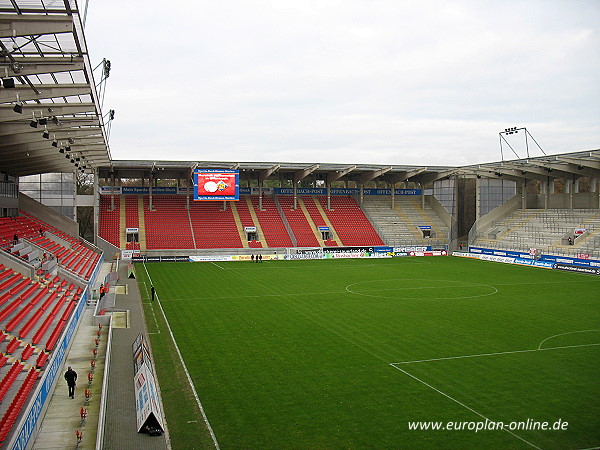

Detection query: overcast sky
(83, 0), (600, 167)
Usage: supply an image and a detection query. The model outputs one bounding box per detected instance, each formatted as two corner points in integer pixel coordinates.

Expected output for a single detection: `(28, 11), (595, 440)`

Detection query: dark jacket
(65, 368), (78, 386)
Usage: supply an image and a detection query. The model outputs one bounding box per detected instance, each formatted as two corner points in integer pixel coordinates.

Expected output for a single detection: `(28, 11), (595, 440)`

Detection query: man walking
(151, 285), (155, 301)
(64, 366), (77, 398)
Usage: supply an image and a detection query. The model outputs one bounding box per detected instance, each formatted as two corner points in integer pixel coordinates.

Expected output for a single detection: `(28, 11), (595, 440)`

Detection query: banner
(123, 187), (177, 195)
(554, 263), (600, 275)
(238, 187), (422, 196)
(132, 334), (165, 433)
(409, 250), (447, 256)
(133, 256), (190, 263)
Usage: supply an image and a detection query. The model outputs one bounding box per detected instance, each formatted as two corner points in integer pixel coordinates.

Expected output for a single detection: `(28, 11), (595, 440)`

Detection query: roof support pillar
(149, 172), (154, 211)
(186, 177), (191, 210)
(110, 172), (115, 211)
(293, 183), (297, 210)
(93, 169), (99, 246)
(566, 176), (573, 210)
(359, 183), (364, 206)
(475, 176), (481, 220)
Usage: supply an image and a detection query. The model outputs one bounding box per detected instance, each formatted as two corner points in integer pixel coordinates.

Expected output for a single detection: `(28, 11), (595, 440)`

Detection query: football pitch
(136, 256), (600, 449)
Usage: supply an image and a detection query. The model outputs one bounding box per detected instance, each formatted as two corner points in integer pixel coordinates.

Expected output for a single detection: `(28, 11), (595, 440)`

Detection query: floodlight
(2, 78), (15, 88)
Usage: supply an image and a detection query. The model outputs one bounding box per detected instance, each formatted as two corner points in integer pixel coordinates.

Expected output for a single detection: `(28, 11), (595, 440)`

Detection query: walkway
(32, 261), (169, 450)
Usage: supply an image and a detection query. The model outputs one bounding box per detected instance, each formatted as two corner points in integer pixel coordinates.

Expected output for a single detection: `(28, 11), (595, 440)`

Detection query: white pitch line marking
(345, 278), (499, 300)
(391, 342), (600, 365)
(537, 329), (599, 350)
(143, 262), (220, 449)
(141, 280), (161, 333)
(210, 261), (225, 270)
(390, 364), (541, 449)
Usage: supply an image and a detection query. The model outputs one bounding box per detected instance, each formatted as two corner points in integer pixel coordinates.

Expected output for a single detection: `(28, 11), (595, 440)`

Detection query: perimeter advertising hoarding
(470, 247), (600, 269)
(194, 169), (240, 201)
(132, 334), (165, 433)
(238, 187), (422, 196)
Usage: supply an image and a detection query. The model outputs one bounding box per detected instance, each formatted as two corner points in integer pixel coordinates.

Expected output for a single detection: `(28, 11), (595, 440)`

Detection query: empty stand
(317, 196), (384, 246)
(144, 196), (195, 249)
(249, 197), (293, 247)
(472, 208), (600, 258)
(189, 201), (242, 248)
(278, 197), (320, 247)
(98, 196), (121, 247)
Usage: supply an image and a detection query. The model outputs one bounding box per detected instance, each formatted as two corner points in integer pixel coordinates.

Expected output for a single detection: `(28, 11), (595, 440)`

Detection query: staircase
(137, 196), (147, 252)
(362, 197), (449, 247)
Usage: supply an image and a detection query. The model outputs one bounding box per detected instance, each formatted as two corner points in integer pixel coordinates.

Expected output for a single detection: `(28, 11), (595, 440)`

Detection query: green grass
(137, 257), (600, 449)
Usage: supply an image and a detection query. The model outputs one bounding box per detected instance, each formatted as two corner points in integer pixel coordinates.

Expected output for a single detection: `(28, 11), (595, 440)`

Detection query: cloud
(85, 0), (600, 166)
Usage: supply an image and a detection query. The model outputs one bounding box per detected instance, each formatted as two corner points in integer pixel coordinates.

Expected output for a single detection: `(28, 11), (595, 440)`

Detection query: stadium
(0, 2), (599, 450)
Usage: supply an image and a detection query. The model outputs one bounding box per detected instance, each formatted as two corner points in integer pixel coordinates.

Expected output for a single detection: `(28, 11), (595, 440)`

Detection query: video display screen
(193, 169), (240, 201)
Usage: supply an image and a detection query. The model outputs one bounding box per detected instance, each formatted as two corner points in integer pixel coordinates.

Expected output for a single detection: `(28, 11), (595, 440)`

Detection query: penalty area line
(390, 364), (541, 449)
(391, 342), (600, 365)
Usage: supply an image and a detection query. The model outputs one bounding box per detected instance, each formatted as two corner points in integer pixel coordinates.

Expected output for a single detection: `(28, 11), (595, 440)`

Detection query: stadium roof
(0, 0), (111, 177)
(456, 149), (600, 183)
(100, 149), (600, 186)
(101, 160), (456, 186)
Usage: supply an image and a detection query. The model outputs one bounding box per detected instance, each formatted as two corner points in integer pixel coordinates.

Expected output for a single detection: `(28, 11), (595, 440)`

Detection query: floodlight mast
(498, 127), (546, 160)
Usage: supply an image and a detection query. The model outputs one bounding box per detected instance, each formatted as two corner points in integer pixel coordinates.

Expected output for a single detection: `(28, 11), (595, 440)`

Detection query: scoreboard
(193, 169), (240, 201)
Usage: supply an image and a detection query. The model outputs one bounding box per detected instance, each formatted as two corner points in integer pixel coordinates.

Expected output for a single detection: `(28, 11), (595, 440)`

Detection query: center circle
(345, 278), (497, 300)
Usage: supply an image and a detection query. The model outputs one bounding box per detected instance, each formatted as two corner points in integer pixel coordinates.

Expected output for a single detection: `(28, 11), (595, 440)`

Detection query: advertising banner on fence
(132, 334), (165, 434)
(238, 187), (422, 196)
(409, 250), (447, 257)
(469, 247), (600, 268)
(554, 263), (600, 275)
(133, 256), (190, 263)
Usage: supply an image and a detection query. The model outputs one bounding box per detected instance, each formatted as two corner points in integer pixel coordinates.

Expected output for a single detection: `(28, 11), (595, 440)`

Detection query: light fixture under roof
(2, 77), (15, 89)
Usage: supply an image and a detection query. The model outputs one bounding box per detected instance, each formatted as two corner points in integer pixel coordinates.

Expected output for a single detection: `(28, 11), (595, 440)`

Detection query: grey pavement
(32, 261), (169, 450)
